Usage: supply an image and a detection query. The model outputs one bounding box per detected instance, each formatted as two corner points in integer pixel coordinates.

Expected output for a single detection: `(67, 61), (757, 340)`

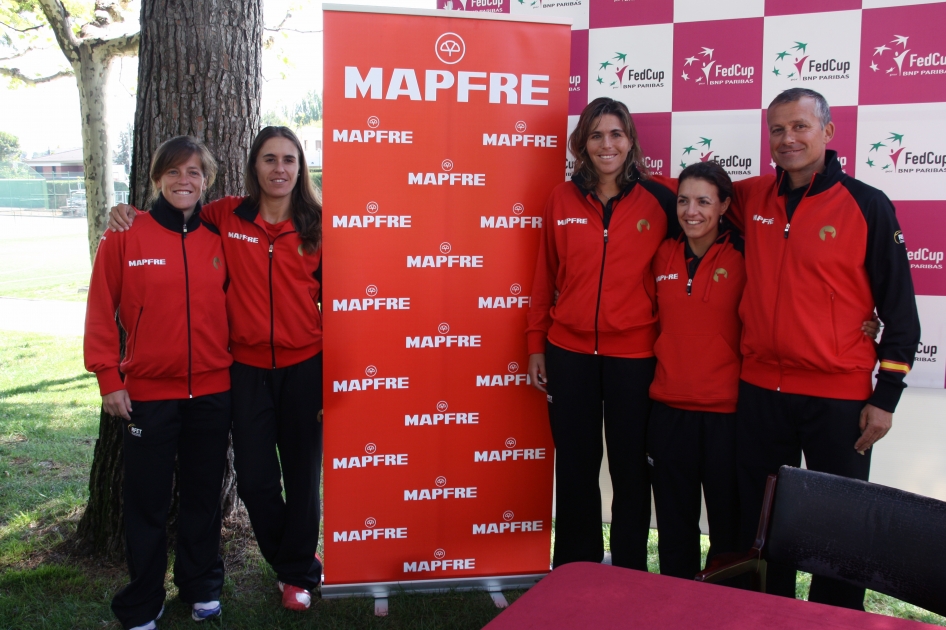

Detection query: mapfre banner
(322, 6), (570, 595)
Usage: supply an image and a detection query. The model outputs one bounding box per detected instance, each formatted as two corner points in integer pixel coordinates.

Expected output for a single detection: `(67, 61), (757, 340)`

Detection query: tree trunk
(76, 45), (116, 263)
(75, 0), (262, 558)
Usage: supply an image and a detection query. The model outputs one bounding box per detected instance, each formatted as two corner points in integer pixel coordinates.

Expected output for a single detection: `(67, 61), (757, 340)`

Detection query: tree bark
(75, 0), (262, 558)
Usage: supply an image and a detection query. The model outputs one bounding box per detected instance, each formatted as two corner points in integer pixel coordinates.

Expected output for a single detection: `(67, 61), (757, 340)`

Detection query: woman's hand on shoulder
(102, 390), (132, 420)
(108, 204), (137, 232)
(528, 353), (547, 393)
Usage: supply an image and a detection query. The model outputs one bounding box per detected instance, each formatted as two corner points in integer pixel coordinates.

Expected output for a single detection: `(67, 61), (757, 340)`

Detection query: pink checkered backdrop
(439, 0), (946, 389)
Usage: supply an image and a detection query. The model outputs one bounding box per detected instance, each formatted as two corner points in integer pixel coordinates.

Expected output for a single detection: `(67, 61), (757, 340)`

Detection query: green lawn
(0, 216), (92, 302)
(0, 331), (943, 629)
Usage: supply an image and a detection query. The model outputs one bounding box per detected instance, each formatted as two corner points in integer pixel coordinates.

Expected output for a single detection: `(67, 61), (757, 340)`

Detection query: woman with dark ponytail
(110, 126), (324, 612)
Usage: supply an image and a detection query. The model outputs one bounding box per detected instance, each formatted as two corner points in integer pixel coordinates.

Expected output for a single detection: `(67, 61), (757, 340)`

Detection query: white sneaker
(192, 600), (222, 622)
(129, 605), (164, 630)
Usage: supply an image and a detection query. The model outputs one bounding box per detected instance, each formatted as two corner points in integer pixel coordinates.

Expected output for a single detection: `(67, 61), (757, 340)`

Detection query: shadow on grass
(0, 372), (95, 399)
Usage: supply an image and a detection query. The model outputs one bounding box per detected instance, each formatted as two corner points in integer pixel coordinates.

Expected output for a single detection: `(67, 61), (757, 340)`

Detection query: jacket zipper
(268, 241), (276, 369)
(182, 220), (193, 398)
(592, 196), (614, 355)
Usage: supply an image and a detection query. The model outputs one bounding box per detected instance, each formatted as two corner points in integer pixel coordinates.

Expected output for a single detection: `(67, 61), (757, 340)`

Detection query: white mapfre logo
(435, 33), (465, 65)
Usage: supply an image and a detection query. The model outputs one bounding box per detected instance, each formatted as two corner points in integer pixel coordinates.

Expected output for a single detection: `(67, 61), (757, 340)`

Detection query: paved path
(0, 297), (86, 336)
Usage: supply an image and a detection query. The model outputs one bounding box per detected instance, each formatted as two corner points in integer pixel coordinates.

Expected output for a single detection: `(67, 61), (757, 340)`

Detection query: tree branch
(0, 20), (45, 33)
(0, 47), (37, 62)
(36, 0), (80, 63)
(97, 31), (139, 57)
(0, 66), (73, 84)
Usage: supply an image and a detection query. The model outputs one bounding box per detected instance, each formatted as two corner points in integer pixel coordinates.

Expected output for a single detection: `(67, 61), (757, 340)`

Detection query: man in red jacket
(730, 88), (920, 609)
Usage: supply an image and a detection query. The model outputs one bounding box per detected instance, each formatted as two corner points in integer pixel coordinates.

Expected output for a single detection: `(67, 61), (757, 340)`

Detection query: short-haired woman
(526, 98), (679, 570)
(86, 136), (231, 628)
(109, 126), (324, 612)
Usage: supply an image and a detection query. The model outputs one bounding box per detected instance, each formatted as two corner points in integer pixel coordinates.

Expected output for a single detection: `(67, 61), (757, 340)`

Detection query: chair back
(764, 466), (946, 616)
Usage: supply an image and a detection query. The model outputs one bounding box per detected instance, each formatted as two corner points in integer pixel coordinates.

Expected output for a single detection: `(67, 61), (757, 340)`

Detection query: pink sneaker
(278, 581), (311, 611)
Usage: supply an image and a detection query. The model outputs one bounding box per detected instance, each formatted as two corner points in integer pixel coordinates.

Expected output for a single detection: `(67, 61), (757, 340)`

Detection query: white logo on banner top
(484, 120), (559, 148)
(332, 442), (408, 469)
(404, 476), (477, 501)
(680, 46), (755, 86)
(343, 33), (550, 105)
(477, 360), (531, 387)
(405, 400), (480, 426)
(332, 199), (412, 229)
(481, 201), (542, 229)
(333, 516), (408, 542)
(403, 548), (476, 573)
(332, 284), (411, 312)
(407, 241), (484, 268)
(435, 33), (466, 65)
(869, 32), (946, 78)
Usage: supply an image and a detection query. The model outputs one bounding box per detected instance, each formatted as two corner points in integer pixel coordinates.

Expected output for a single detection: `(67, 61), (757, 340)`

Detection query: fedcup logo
(637, 219), (650, 232)
(438, 323), (450, 334)
(366, 285), (378, 297)
(515, 121), (527, 133)
(507, 361), (519, 373)
(440, 242), (452, 254)
(679, 135), (752, 176)
(435, 476), (448, 487)
(681, 47), (714, 84)
(595, 51), (664, 90)
(365, 365), (378, 377)
(367, 116), (380, 129)
(866, 132), (906, 172)
(366, 201), (379, 214)
(503, 510), (515, 521)
(437, 400), (449, 412)
(771, 40), (851, 81)
(713, 268), (728, 282)
(678, 136), (714, 169)
(510, 283), (522, 295)
(434, 548), (446, 560)
(435, 33), (465, 65)
(819, 226), (837, 241)
(505, 437), (517, 448)
(870, 35), (912, 76)
(512, 203), (524, 215)
(365, 443), (378, 454)
(365, 517), (377, 528)
(680, 46), (753, 86)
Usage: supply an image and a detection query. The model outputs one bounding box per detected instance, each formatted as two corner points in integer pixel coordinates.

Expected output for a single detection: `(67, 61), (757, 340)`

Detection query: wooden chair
(695, 466), (946, 616)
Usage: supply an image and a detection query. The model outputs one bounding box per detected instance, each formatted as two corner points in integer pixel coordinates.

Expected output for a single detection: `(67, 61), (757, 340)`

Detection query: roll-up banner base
(321, 574), (547, 599)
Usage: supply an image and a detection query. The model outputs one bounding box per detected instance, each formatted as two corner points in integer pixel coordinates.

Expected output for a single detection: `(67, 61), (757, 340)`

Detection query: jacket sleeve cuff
(868, 379), (904, 414)
(526, 331), (548, 355)
(96, 368), (125, 396)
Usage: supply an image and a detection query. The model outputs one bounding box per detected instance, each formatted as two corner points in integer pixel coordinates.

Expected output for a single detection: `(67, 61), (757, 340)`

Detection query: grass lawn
(0, 331), (943, 629)
(0, 216), (92, 302)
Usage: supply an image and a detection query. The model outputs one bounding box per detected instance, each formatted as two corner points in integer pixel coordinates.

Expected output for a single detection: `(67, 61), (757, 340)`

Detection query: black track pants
(545, 342), (654, 570)
(111, 392), (231, 630)
(230, 353), (323, 591)
(647, 401), (739, 579)
(736, 380), (872, 610)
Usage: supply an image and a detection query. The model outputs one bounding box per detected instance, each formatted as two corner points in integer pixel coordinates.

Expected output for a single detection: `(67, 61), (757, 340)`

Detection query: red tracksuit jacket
(84, 197), (231, 401)
(730, 152), (920, 411)
(200, 196), (322, 369)
(649, 229), (746, 413)
(526, 172), (679, 357)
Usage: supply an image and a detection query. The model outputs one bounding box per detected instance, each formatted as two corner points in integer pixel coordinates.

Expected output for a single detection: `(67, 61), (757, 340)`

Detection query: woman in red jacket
(86, 136), (231, 629)
(526, 98), (679, 570)
(647, 162), (744, 580)
(109, 127), (323, 611)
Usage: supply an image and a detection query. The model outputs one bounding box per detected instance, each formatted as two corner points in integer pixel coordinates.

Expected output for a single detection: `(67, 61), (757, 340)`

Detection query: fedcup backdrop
(441, 0), (946, 389)
(322, 7), (570, 593)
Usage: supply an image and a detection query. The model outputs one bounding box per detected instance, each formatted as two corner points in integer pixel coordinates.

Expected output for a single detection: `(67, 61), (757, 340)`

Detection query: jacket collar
(234, 196), (261, 222)
(775, 149), (844, 197)
(150, 193), (203, 234)
(571, 167), (640, 204)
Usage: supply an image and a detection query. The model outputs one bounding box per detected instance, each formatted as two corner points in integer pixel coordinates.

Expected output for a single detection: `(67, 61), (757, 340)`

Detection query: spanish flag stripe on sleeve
(879, 360), (911, 374)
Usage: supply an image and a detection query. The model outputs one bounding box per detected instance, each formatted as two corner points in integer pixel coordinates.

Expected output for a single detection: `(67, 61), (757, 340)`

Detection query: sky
(0, 0), (435, 156)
